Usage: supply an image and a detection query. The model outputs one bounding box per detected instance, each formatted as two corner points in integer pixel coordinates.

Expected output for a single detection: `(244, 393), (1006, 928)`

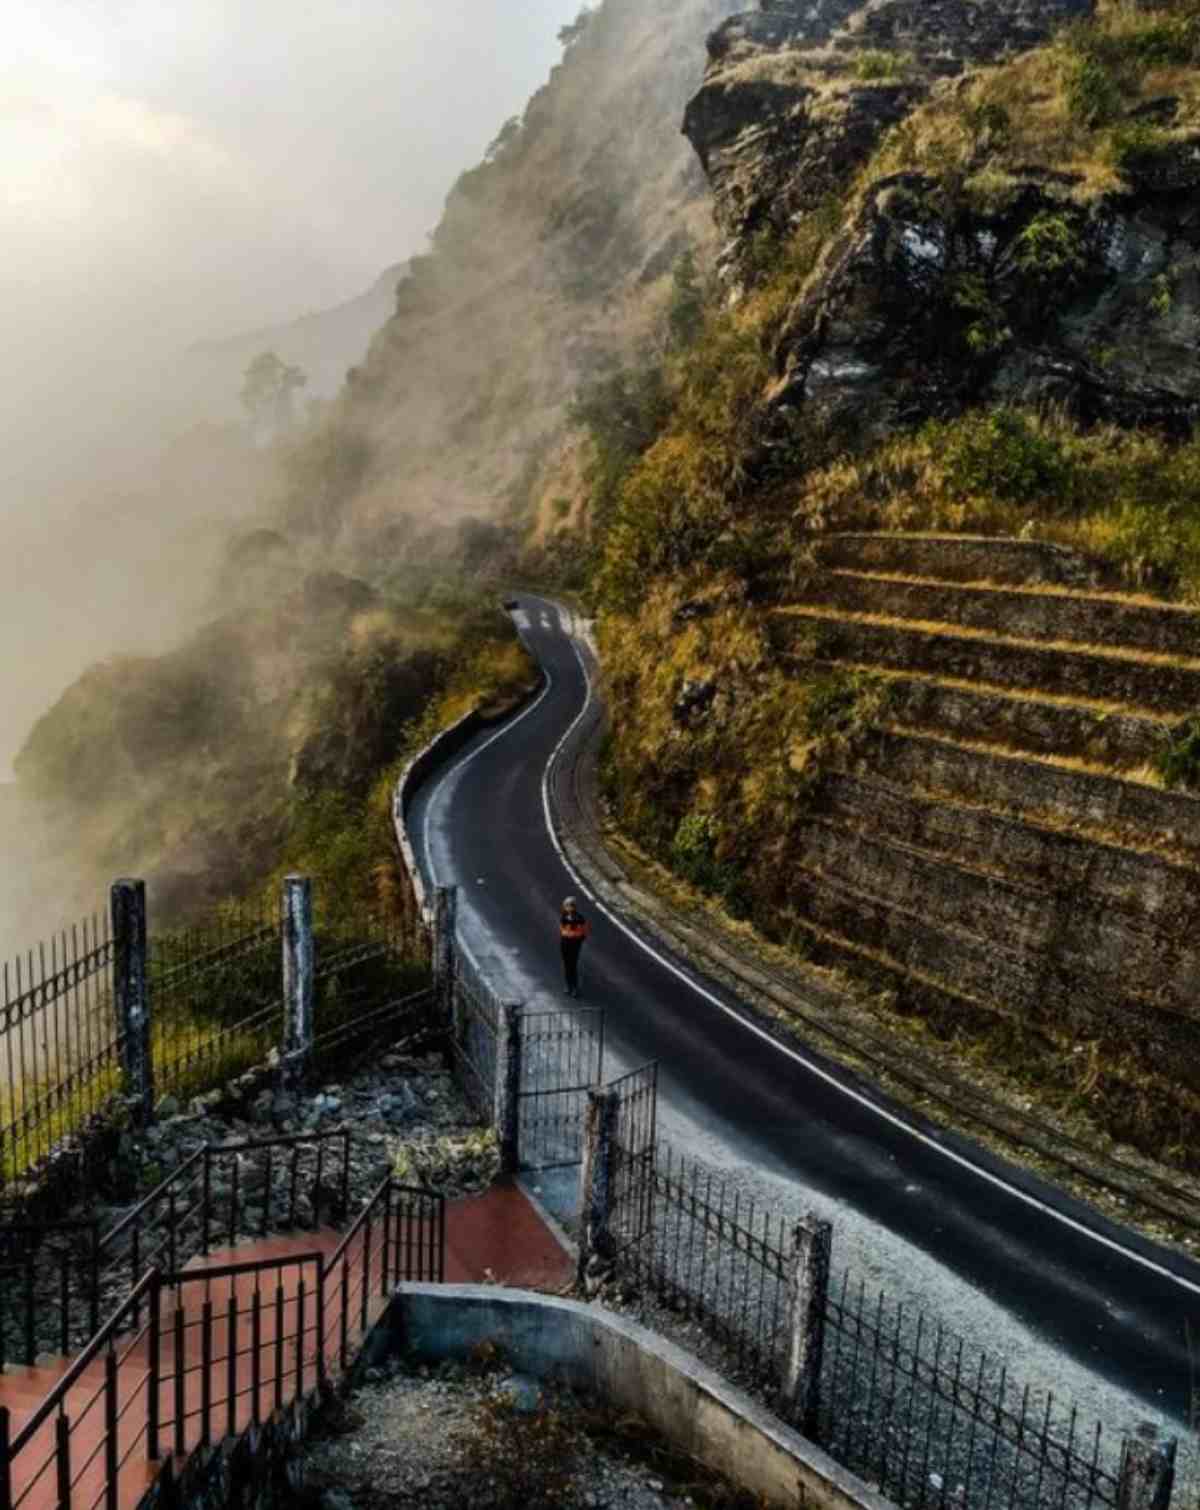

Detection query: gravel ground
(294, 1349), (770, 1510)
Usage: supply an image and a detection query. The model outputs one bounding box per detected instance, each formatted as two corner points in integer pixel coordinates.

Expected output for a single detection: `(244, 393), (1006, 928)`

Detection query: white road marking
(421, 668), (554, 991)
(525, 595), (1200, 1303)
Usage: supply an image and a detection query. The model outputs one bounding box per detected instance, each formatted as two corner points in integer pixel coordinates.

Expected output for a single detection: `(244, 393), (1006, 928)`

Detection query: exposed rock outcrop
(684, 0), (1094, 274)
(683, 0), (1200, 443)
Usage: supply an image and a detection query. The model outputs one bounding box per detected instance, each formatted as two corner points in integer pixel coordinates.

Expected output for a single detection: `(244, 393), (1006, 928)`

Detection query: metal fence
(818, 1273), (1125, 1510)
(614, 1138), (790, 1382)
(311, 885), (435, 1067)
(607, 1062), (656, 1257)
(0, 875), (436, 1203)
(148, 892), (282, 1104)
(0, 915), (119, 1194)
(0, 1222), (101, 1371)
(600, 1125), (1133, 1510)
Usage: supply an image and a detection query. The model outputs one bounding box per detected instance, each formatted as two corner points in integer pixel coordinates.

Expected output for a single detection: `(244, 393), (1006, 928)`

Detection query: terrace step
(802, 570), (1200, 661)
(771, 606), (1200, 715)
(786, 861), (1200, 1088)
(793, 816), (1200, 1013)
(850, 730), (1200, 864)
(804, 531), (1116, 589)
(807, 659), (1171, 771)
(814, 766), (1200, 928)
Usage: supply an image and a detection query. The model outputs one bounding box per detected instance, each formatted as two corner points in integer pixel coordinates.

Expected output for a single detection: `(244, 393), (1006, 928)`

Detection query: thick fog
(0, 0), (583, 955)
(0, 0), (581, 748)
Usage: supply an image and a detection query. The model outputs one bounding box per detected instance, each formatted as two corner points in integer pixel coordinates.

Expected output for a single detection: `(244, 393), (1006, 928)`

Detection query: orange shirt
(560, 913), (590, 941)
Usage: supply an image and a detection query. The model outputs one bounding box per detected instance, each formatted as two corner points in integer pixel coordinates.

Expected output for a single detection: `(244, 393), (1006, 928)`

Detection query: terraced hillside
(768, 533), (1200, 1153)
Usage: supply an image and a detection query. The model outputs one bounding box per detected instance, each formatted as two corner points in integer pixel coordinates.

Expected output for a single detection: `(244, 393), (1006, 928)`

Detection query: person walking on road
(560, 896), (590, 998)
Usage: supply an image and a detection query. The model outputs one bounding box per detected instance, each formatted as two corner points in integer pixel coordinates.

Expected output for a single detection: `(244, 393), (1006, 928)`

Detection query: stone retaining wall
(806, 573), (1200, 660)
(816, 770), (1200, 927)
(829, 663), (1167, 766)
(777, 615), (1200, 714)
(860, 732), (1200, 858)
(795, 816), (1200, 1014)
(788, 864), (1200, 1080)
(808, 533), (1113, 588)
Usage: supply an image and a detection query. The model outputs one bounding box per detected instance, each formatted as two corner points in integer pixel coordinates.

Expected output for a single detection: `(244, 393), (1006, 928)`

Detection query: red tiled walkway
(0, 1178), (573, 1510)
(444, 1177), (575, 1291)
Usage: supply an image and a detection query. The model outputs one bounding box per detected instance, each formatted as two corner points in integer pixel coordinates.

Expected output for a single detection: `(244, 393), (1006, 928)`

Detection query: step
(815, 766), (1200, 926)
(805, 532), (1115, 589)
(771, 607), (1200, 715)
(855, 730), (1200, 863)
(787, 862), (1200, 1086)
(794, 816), (1200, 1012)
(802, 570), (1200, 661)
(873, 668), (1169, 769)
(795, 817), (1054, 949)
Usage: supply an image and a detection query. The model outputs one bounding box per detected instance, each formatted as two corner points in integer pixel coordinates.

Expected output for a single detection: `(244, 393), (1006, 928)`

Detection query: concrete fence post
(577, 1087), (619, 1285)
(433, 885), (459, 1031)
(1119, 1424), (1177, 1510)
(777, 1211), (833, 1437)
(280, 875), (314, 1088)
(496, 1003), (523, 1174)
(112, 878), (153, 1127)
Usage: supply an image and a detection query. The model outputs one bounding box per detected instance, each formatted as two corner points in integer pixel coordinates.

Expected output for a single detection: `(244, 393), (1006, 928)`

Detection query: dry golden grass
(826, 567), (1200, 612)
(840, 656), (1173, 717)
(778, 597), (1200, 668)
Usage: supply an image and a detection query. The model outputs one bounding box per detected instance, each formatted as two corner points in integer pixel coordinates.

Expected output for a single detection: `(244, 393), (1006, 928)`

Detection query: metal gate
(608, 1061), (658, 1257)
(516, 1007), (604, 1171)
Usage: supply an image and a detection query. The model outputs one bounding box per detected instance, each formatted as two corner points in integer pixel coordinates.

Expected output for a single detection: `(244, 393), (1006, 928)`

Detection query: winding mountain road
(408, 593), (1200, 1433)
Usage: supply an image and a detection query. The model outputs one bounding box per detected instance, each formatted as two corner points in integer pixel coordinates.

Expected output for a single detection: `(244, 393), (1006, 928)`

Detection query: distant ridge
(183, 259), (409, 415)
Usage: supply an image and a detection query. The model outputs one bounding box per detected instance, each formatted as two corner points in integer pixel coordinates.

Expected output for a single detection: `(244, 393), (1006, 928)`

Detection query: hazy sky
(0, 0), (585, 786)
(2, 0), (583, 497)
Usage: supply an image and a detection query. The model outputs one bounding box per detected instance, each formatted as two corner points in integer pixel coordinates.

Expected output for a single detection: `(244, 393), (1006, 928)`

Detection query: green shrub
(1013, 211), (1087, 280)
(952, 274), (1012, 356)
(1065, 52), (1122, 126)
(1156, 715), (1200, 791)
(853, 49), (910, 82)
(803, 670), (891, 741)
(667, 247), (706, 351)
(1108, 120), (1173, 175)
(935, 408), (1077, 506)
(1148, 273), (1174, 318)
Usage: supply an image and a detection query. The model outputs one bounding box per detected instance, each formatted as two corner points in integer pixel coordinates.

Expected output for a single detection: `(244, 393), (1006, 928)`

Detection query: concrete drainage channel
(379, 1285), (895, 1510)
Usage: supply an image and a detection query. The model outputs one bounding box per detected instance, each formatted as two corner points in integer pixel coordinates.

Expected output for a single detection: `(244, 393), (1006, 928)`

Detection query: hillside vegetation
(590, 0), (1200, 1170)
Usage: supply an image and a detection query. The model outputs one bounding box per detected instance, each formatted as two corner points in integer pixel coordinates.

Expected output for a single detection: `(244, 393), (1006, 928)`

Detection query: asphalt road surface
(408, 593), (1200, 1427)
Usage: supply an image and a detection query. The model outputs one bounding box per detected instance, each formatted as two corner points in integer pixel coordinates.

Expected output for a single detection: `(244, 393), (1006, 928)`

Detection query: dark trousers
(561, 938), (583, 990)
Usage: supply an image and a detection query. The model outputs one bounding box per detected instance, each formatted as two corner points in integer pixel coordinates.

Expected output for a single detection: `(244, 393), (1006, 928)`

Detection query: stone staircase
(768, 533), (1200, 1122)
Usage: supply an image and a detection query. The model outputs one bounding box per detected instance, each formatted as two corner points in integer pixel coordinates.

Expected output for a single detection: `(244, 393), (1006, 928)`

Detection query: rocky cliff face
(682, 0), (1200, 445)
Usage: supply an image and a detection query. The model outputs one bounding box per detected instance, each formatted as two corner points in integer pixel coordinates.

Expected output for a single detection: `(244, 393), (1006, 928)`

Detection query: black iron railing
(0, 916), (119, 1195)
(96, 1130), (353, 1329)
(603, 1127), (1132, 1510)
(0, 1223), (101, 1368)
(0, 1267), (160, 1510)
(148, 895), (282, 1104)
(0, 1178), (445, 1510)
(818, 1272), (1124, 1510)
